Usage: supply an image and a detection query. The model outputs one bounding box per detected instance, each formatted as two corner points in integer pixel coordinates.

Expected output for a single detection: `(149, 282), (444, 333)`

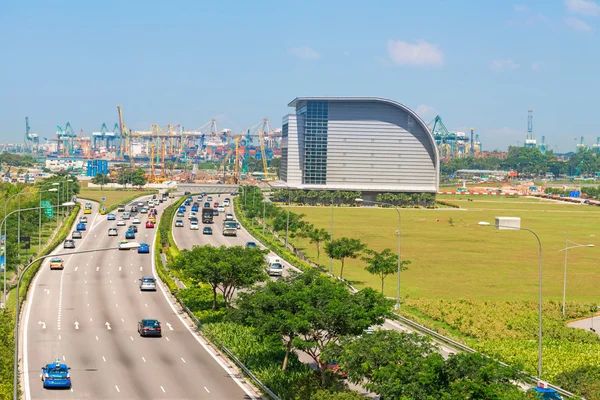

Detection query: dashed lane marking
(130, 336), (134, 341)
(181, 358), (186, 363)
(96, 336), (99, 341)
(204, 387), (210, 393)
(160, 386), (165, 393)
(115, 385), (120, 393)
(142, 357), (146, 362)
(102, 356), (106, 362)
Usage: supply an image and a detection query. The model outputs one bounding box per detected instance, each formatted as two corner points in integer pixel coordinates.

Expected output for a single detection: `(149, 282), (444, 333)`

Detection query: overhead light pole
(356, 198), (402, 310)
(478, 221), (544, 379)
(13, 242), (141, 400)
(558, 231), (594, 317)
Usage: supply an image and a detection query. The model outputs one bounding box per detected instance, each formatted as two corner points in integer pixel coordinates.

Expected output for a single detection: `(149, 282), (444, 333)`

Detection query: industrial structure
(429, 115), (481, 160)
(275, 97), (439, 198)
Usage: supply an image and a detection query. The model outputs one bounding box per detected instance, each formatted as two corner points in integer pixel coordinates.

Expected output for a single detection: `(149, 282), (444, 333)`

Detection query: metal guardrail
(175, 297), (281, 400)
(394, 315), (576, 398)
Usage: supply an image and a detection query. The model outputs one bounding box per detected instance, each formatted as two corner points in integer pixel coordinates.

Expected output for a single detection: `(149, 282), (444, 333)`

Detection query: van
(266, 256), (283, 277)
(117, 204), (126, 212)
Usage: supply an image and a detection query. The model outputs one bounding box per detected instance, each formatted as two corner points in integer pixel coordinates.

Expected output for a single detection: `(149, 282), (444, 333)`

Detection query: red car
(325, 360), (347, 379)
(145, 221), (155, 228)
(213, 202), (219, 208)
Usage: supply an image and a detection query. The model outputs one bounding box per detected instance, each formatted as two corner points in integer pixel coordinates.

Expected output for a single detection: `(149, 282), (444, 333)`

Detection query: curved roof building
(276, 97), (439, 194)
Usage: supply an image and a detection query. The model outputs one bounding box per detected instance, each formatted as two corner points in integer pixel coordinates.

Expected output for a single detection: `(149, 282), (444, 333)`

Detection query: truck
(266, 255), (283, 277)
(223, 220), (237, 237)
(202, 207), (214, 224)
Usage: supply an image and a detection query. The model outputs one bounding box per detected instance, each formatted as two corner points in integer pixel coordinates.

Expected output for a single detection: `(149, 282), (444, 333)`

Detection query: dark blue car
(179, 206), (186, 212)
(125, 230), (135, 239)
(41, 358), (71, 389)
(76, 222), (86, 231)
(137, 242), (150, 253)
(527, 382), (563, 399)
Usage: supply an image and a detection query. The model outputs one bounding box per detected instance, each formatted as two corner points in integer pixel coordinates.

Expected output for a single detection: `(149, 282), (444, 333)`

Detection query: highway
(22, 195), (257, 399)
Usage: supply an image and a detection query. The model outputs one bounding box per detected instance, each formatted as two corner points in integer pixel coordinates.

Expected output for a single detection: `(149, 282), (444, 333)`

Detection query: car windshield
(143, 320), (160, 327)
(271, 263), (283, 269)
(142, 277), (155, 282)
(48, 367), (68, 374)
(51, 258), (62, 263)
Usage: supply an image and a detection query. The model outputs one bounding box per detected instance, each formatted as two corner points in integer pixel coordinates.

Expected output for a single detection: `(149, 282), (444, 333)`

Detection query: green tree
(91, 173), (111, 188)
(362, 248), (410, 293)
(325, 237), (364, 279)
(307, 227), (331, 260)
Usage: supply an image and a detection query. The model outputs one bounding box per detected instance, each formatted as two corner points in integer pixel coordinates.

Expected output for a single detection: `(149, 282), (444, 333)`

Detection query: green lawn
(291, 197), (600, 302)
(78, 189), (155, 209)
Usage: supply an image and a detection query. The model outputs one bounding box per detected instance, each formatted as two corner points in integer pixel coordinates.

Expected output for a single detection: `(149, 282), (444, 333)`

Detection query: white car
(188, 211), (197, 220)
(137, 202), (144, 207)
(225, 213), (234, 221)
(132, 217), (141, 224)
(190, 221), (199, 230)
(116, 220), (126, 226)
(140, 208), (148, 214)
(218, 206), (225, 212)
(108, 228), (118, 236)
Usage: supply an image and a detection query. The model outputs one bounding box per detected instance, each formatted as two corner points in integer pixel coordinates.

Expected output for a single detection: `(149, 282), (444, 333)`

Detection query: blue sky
(0, 0), (598, 152)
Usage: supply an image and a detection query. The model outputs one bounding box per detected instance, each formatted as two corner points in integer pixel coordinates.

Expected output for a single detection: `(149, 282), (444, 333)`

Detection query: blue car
(527, 382), (563, 399)
(179, 206), (186, 212)
(107, 213), (116, 221)
(41, 358), (71, 389)
(76, 222), (86, 231)
(137, 242), (150, 253)
(125, 230), (135, 239)
(191, 205), (199, 212)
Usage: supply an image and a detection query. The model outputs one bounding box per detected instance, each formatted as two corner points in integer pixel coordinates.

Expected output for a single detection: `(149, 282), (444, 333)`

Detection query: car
(188, 211), (197, 220)
(99, 208), (106, 215)
(179, 206), (187, 212)
(83, 208), (91, 215)
(125, 230), (136, 239)
(118, 240), (131, 250)
(325, 360), (347, 379)
(236, 222), (241, 230)
(213, 202), (219, 208)
(245, 242), (257, 249)
(146, 221), (155, 229)
(184, 191), (191, 195)
(49, 257), (64, 270)
(526, 382), (563, 399)
(190, 221), (199, 230)
(63, 239), (75, 249)
(132, 216), (141, 224)
(203, 202), (210, 208)
(137, 202), (144, 207)
(191, 205), (199, 212)
(76, 222), (86, 231)
(137, 242), (150, 254)
(190, 217), (199, 224)
(225, 213), (234, 221)
(176, 211), (185, 218)
(85, 202), (92, 209)
(148, 216), (156, 224)
(212, 209), (219, 216)
(108, 228), (118, 236)
(79, 216), (87, 223)
(71, 231), (82, 239)
(128, 225), (138, 233)
(138, 319), (162, 337)
(203, 226), (213, 235)
(139, 276), (156, 291)
(218, 206), (225, 212)
(207, 196), (213, 201)
(140, 208), (148, 214)
(184, 200), (191, 206)
(175, 220), (184, 227)
(130, 206), (138, 213)
(116, 220), (126, 226)
(149, 209), (157, 217)
(107, 213), (116, 220)
(41, 358), (71, 389)
(122, 212), (130, 220)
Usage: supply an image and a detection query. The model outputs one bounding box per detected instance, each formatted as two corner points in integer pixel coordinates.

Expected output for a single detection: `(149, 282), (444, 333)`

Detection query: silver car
(139, 276), (156, 291)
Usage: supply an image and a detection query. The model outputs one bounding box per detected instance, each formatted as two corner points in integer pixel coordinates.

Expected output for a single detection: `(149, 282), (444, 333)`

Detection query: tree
(362, 248), (410, 293)
(307, 228), (331, 260)
(174, 245), (267, 309)
(91, 173), (111, 188)
(325, 237), (364, 279)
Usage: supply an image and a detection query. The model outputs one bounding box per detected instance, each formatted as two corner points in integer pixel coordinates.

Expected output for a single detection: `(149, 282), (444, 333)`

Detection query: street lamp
(478, 220), (543, 378)
(38, 188), (58, 251)
(557, 232), (594, 317)
(356, 198), (402, 310)
(13, 242), (141, 399)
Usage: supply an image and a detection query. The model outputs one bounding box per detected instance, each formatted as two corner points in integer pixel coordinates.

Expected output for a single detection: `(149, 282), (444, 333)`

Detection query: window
(302, 101), (329, 185)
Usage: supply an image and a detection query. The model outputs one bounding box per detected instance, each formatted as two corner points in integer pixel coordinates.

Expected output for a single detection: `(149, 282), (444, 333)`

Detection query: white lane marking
(57, 266), (66, 330)
(166, 322), (173, 331)
(119, 266), (122, 271)
(96, 336), (99, 341)
(74, 321), (79, 330)
(96, 266), (99, 271)
(58, 335), (61, 340)
(165, 337), (169, 341)
(74, 266), (78, 271)
(115, 385), (120, 393)
(160, 386), (165, 393)
(140, 266), (143, 271)
(145, 303), (148, 308)
(84, 271), (87, 275)
(130, 271), (132, 274)
(38, 321), (46, 329)
(87, 304), (89, 307)
(84, 280), (87, 283)
(113, 291), (116, 294)
(115, 304), (119, 308)
(204, 387), (210, 393)
(108, 271), (110, 274)
(63, 356), (65, 361)
(90, 318), (93, 322)
(142, 357), (146, 362)
(102, 356), (106, 362)
(130, 336), (134, 341)
(109, 280), (112, 284)
(181, 358), (186, 363)
(106, 322), (111, 330)
(85, 291), (88, 294)
(121, 318), (125, 322)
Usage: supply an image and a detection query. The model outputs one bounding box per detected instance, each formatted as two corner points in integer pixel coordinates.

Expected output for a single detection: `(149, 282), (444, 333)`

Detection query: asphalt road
(22, 195), (256, 400)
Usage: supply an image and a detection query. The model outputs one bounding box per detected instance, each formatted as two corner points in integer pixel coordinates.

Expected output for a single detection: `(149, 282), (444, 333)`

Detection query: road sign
(101, 197), (106, 201)
(44, 209), (54, 218)
(40, 201), (51, 208)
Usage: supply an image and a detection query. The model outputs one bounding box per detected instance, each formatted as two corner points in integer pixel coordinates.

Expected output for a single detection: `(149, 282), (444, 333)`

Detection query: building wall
(280, 98), (439, 193)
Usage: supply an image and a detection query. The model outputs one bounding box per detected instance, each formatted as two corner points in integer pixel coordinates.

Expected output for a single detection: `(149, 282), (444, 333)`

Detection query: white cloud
(564, 16), (594, 30)
(289, 46), (320, 60)
(514, 4), (530, 12)
(415, 105), (437, 120)
(565, 0), (600, 16)
(387, 40), (444, 67)
(531, 62), (544, 71)
(490, 59), (520, 71)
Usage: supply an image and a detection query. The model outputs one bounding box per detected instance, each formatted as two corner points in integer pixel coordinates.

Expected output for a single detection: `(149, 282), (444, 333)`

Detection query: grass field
(291, 195), (600, 303)
(78, 189), (155, 208)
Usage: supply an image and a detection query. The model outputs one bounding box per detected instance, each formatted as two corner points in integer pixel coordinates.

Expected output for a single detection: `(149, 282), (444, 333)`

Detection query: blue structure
(86, 160), (109, 177)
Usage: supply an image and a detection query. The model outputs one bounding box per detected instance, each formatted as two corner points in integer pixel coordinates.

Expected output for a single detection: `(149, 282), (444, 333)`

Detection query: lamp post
(356, 198), (402, 310)
(478, 220), (543, 378)
(558, 231), (594, 317)
(38, 188), (58, 254)
(13, 241), (141, 400)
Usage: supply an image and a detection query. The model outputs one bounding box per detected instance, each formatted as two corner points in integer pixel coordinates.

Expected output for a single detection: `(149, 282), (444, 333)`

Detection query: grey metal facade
(278, 97), (439, 193)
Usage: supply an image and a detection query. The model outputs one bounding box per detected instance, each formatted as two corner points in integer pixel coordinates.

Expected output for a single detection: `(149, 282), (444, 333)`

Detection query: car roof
(141, 276), (154, 280)
(51, 257), (63, 261)
(46, 362), (69, 369)
(141, 318), (159, 323)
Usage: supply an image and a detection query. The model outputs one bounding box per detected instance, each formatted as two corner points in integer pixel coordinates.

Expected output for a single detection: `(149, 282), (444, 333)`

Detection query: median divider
(154, 193), (280, 400)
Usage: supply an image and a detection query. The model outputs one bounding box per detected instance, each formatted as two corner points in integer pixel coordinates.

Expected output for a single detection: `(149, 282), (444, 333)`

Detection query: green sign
(41, 200), (53, 217)
(44, 209), (53, 218)
(40, 201), (51, 208)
